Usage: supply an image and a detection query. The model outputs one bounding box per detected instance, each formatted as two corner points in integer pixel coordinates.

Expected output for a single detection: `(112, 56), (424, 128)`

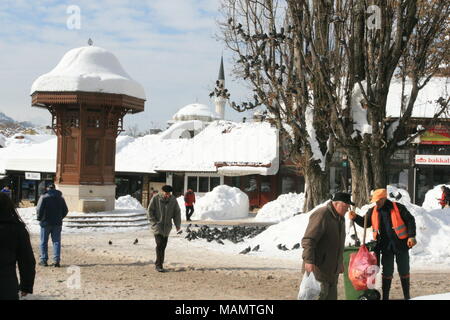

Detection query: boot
(382, 277), (392, 300)
(400, 275), (410, 300)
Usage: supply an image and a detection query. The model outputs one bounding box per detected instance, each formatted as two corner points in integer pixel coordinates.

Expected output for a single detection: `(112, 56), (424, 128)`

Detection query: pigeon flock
(185, 224), (267, 245)
(183, 224), (301, 255)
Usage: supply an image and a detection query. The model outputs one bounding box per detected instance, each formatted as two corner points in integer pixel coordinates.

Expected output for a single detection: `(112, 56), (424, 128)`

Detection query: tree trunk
(302, 156), (329, 212)
(348, 150), (372, 207)
(370, 147), (387, 189)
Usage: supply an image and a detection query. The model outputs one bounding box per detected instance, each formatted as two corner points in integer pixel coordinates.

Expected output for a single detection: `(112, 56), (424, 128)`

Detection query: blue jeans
(40, 225), (62, 263)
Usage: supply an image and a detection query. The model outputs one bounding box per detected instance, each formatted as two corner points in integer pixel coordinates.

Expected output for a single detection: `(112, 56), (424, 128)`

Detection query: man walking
(147, 185), (181, 272)
(36, 184), (68, 267)
(301, 192), (353, 300)
(349, 188), (417, 300)
(184, 188), (196, 221)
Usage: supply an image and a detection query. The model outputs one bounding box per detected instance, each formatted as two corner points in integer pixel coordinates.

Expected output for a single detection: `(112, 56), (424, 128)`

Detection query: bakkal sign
(415, 155), (450, 166)
(25, 172), (41, 180)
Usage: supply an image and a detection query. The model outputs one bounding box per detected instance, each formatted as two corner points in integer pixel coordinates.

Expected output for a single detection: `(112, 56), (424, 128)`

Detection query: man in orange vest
(349, 188), (417, 300)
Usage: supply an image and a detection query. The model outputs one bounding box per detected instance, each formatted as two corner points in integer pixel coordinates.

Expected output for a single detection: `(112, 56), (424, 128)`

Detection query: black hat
(162, 185), (173, 193)
(332, 192), (355, 205)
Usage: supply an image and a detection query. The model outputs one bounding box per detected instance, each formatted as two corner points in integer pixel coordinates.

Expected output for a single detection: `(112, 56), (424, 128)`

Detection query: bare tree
(219, 0), (449, 208)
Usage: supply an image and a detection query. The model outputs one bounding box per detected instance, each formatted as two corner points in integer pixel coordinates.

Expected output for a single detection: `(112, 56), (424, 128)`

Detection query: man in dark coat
(0, 192), (35, 300)
(147, 185), (181, 272)
(301, 192), (353, 300)
(349, 188), (416, 300)
(36, 184), (68, 267)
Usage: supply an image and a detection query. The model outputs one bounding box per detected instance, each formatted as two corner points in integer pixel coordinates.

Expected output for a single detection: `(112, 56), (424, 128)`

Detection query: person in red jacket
(438, 186), (450, 209)
(184, 189), (196, 221)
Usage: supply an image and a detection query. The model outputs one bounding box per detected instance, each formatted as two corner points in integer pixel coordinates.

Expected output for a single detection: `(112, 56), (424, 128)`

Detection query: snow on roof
(0, 121), (279, 176)
(172, 103), (219, 122)
(386, 77), (449, 118)
(30, 46), (146, 100)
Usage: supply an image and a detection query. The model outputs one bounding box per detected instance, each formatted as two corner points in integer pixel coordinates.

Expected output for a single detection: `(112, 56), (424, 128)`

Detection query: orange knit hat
(371, 188), (387, 203)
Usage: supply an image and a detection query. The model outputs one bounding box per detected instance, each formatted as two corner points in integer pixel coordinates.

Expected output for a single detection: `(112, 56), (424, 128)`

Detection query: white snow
(305, 106), (326, 171)
(30, 46), (146, 100)
(422, 184), (450, 210)
(0, 120), (279, 176)
(254, 193), (305, 223)
(350, 81), (372, 136)
(412, 292), (450, 300)
(114, 195), (145, 210)
(177, 185), (249, 220)
(386, 77), (449, 119)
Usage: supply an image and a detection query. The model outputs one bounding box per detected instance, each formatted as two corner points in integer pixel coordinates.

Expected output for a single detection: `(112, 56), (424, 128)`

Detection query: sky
(0, 0), (254, 132)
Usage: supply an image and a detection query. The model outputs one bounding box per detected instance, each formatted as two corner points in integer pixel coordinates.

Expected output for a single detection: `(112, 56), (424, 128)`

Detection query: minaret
(212, 56), (229, 120)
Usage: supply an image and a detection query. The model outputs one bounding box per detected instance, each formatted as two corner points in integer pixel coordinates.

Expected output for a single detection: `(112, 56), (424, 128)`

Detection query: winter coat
(147, 194), (181, 237)
(354, 200), (416, 253)
(301, 202), (346, 284)
(184, 191), (196, 206)
(36, 189), (68, 227)
(0, 219), (36, 300)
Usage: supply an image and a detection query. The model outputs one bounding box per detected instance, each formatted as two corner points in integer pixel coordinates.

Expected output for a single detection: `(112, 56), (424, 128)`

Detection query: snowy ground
(18, 185), (450, 300)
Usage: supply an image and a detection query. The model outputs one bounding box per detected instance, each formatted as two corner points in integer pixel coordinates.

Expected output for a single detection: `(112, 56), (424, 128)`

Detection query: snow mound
(254, 193), (305, 223)
(422, 184), (450, 210)
(178, 185), (249, 220)
(31, 46), (146, 100)
(412, 292), (450, 300)
(115, 195), (145, 210)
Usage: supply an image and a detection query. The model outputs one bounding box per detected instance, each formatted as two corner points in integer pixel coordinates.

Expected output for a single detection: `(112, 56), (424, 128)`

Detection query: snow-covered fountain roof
(172, 103), (219, 122)
(30, 46), (146, 100)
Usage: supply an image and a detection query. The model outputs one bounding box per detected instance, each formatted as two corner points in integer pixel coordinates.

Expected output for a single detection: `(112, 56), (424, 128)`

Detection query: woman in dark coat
(0, 192), (36, 300)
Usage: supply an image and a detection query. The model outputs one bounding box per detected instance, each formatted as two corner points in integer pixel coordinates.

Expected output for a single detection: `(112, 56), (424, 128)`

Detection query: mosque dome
(172, 103), (219, 122)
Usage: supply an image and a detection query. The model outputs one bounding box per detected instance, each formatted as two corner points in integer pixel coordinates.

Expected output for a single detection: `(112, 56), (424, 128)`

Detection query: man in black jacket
(349, 188), (416, 300)
(36, 184), (68, 267)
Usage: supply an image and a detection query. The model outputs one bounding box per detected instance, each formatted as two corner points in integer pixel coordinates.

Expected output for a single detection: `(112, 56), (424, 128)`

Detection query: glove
(407, 237), (417, 248)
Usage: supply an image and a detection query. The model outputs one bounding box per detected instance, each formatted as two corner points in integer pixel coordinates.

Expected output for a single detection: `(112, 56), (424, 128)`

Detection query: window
(199, 177), (209, 192)
(231, 177), (240, 188)
(187, 176), (221, 193)
(281, 176), (296, 194)
(210, 177), (220, 190)
(390, 149), (410, 165)
(188, 176), (197, 191)
(245, 177), (258, 192)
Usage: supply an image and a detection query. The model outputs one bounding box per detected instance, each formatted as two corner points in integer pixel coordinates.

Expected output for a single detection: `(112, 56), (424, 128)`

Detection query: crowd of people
(4, 181), (450, 300)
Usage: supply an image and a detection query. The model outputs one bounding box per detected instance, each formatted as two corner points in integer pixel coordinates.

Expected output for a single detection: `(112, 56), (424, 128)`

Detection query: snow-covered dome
(30, 46), (146, 100)
(172, 103), (219, 122)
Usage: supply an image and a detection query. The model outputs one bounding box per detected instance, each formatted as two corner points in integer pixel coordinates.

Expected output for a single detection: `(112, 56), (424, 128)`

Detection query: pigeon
(108, 240), (112, 245)
(133, 239), (138, 245)
(281, 245), (289, 251)
(252, 245), (260, 251)
(217, 239), (224, 245)
(239, 246), (251, 254)
(292, 243), (300, 250)
(277, 244), (283, 250)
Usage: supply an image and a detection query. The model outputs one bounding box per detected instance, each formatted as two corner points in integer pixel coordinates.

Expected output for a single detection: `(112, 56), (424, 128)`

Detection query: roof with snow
(172, 103), (219, 122)
(30, 46), (146, 100)
(0, 121), (279, 177)
(386, 77), (449, 119)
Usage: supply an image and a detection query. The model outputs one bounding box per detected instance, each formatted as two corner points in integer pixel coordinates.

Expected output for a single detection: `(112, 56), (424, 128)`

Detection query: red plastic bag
(348, 245), (378, 290)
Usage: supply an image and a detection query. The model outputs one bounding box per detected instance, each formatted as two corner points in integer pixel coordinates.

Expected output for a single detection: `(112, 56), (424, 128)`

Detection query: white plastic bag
(297, 272), (321, 300)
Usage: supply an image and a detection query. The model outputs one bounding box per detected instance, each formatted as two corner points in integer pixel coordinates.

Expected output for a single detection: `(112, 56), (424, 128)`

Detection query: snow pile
(115, 195), (145, 210)
(17, 207), (40, 234)
(178, 185), (249, 220)
(422, 184), (450, 210)
(30, 46), (146, 100)
(305, 106), (326, 171)
(412, 292), (450, 300)
(254, 193), (305, 223)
